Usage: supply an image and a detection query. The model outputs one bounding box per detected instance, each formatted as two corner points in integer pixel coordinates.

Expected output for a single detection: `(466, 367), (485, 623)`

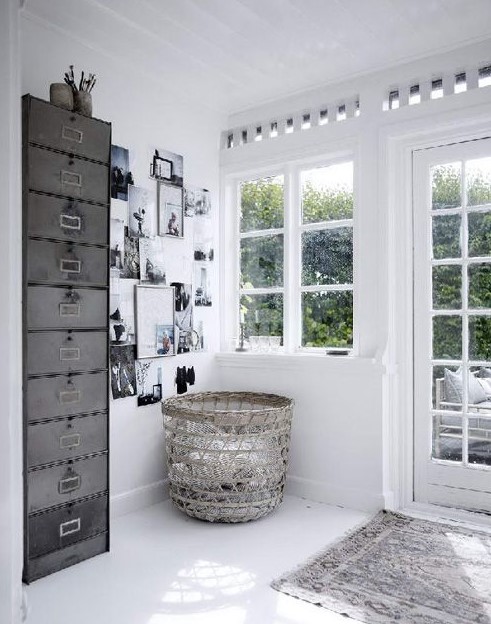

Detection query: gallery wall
(21, 10), (226, 515)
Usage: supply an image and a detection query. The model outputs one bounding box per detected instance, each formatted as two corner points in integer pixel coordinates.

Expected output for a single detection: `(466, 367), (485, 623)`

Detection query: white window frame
(222, 151), (358, 355)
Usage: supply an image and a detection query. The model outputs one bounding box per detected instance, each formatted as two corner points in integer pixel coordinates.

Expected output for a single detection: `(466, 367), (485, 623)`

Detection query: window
(236, 159), (355, 353)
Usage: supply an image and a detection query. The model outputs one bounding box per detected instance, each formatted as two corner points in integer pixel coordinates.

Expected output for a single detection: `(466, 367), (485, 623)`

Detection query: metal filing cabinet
(22, 95), (111, 582)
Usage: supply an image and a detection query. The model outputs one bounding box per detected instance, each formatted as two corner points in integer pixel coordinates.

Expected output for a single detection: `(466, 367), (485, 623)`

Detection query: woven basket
(162, 391), (294, 523)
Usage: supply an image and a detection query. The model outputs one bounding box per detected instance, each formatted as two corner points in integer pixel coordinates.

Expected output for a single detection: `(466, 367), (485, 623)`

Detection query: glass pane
(301, 162), (353, 224)
(432, 265), (461, 310)
(240, 235), (283, 289)
(432, 214), (461, 259)
(302, 228), (353, 286)
(240, 175), (284, 232)
(432, 413), (462, 462)
(432, 365), (462, 411)
(468, 211), (491, 257)
(468, 417), (491, 466)
(432, 316), (462, 359)
(431, 162), (461, 210)
(469, 316), (491, 360)
(240, 293), (283, 339)
(302, 290), (353, 348)
(466, 157), (491, 207)
(468, 263), (491, 308)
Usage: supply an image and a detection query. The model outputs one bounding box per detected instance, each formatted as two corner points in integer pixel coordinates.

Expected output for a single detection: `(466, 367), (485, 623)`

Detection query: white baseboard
(110, 479), (169, 519)
(286, 475), (386, 512)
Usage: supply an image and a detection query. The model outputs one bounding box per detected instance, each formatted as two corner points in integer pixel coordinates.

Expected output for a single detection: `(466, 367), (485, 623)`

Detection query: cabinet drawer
(27, 285), (107, 329)
(27, 371), (107, 422)
(27, 239), (107, 287)
(24, 532), (108, 583)
(28, 146), (109, 204)
(27, 98), (110, 163)
(27, 453), (108, 513)
(28, 494), (108, 558)
(27, 330), (107, 376)
(27, 412), (108, 467)
(27, 193), (108, 245)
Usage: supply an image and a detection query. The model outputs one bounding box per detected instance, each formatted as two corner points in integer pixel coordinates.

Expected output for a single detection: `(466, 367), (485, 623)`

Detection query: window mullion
(284, 163), (299, 352)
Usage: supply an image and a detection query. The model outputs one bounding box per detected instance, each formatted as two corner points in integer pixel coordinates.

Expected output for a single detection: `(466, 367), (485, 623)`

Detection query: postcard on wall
(185, 185), (211, 217)
(135, 285), (175, 358)
(170, 282), (193, 354)
(158, 184), (184, 238)
(110, 344), (137, 400)
(121, 234), (140, 280)
(139, 237), (166, 284)
(110, 218), (125, 275)
(194, 263), (212, 307)
(111, 145), (134, 201)
(135, 359), (163, 407)
(193, 215), (214, 262)
(128, 185), (155, 238)
(149, 148), (183, 187)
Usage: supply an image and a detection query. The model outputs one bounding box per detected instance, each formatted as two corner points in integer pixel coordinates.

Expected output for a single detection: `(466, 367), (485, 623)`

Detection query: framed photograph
(158, 183), (184, 237)
(135, 285), (175, 358)
(149, 148), (183, 186)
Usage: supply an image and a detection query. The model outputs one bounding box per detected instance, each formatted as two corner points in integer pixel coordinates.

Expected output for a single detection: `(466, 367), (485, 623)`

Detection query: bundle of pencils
(64, 65), (96, 93)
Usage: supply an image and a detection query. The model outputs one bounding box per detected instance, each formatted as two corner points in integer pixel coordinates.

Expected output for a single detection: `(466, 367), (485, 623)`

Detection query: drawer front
(27, 286), (107, 329)
(27, 371), (107, 422)
(25, 532), (108, 583)
(27, 453), (108, 513)
(27, 330), (107, 376)
(28, 146), (109, 204)
(27, 239), (107, 287)
(28, 494), (108, 558)
(28, 98), (110, 163)
(27, 193), (108, 245)
(27, 412), (108, 467)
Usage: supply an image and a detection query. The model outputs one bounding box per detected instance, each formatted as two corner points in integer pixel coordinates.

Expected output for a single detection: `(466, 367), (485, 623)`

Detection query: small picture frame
(153, 384), (162, 401)
(135, 284), (175, 358)
(158, 183), (184, 238)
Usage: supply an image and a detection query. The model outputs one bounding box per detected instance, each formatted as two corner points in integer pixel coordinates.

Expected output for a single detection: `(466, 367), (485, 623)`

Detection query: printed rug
(271, 511), (491, 623)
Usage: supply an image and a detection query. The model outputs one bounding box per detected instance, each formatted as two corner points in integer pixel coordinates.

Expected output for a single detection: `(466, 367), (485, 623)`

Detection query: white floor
(25, 496), (369, 624)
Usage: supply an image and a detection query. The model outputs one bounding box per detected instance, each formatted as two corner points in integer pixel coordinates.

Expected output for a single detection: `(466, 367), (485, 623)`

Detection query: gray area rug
(271, 511), (491, 623)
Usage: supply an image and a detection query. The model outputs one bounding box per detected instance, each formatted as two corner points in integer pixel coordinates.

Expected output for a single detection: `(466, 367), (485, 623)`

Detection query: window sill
(215, 351), (383, 374)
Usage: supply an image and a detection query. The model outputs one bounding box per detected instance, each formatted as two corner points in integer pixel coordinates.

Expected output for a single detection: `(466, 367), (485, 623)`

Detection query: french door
(413, 138), (491, 513)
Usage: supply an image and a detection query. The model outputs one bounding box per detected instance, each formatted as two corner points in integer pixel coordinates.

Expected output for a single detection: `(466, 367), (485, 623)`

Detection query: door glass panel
(432, 266), (461, 309)
(432, 413), (463, 462)
(468, 211), (491, 257)
(431, 162), (461, 209)
(466, 157), (491, 206)
(468, 316), (491, 360)
(468, 264), (491, 308)
(432, 316), (462, 359)
(432, 214), (461, 259)
(432, 365), (462, 411)
(468, 417), (491, 466)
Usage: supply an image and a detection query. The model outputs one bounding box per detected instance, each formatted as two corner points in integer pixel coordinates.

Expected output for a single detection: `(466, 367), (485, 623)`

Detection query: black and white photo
(128, 185), (154, 238)
(121, 234), (140, 280)
(139, 237), (166, 284)
(158, 183), (184, 237)
(110, 218), (125, 273)
(193, 215), (214, 261)
(135, 359), (163, 407)
(149, 147), (183, 186)
(185, 185), (211, 217)
(171, 282), (193, 353)
(111, 145), (134, 201)
(194, 264), (212, 306)
(110, 345), (137, 400)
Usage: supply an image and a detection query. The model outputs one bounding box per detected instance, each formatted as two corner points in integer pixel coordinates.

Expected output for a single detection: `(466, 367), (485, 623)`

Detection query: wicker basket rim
(162, 391), (294, 415)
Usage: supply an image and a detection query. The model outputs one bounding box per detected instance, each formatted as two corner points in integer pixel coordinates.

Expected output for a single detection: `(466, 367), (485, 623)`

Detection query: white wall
(20, 5), (225, 516)
(218, 39), (491, 512)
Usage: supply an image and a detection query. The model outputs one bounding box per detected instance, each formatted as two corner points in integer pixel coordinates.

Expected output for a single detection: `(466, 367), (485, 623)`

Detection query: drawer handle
(60, 517), (81, 537)
(59, 302), (80, 318)
(60, 258), (82, 274)
(58, 474), (81, 495)
(59, 347), (80, 361)
(59, 389), (81, 405)
(60, 213), (82, 231)
(62, 125), (84, 144)
(61, 170), (82, 188)
(59, 433), (81, 449)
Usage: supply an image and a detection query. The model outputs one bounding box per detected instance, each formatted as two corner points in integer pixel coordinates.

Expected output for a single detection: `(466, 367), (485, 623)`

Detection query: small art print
(128, 185), (155, 238)
(110, 345), (137, 400)
(149, 148), (183, 187)
(159, 184), (184, 238)
(184, 185), (211, 217)
(111, 145), (134, 201)
(136, 359), (163, 407)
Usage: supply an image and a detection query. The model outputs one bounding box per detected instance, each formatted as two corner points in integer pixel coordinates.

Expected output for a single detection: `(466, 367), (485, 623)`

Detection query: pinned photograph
(194, 216), (214, 261)
(139, 237), (166, 284)
(110, 344), (137, 400)
(136, 360), (163, 407)
(128, 185), (155, 238)
(110, 218), (125, 274)
(171, 282), (193, 353)
(194, 264), (212, 307)
(159, 184), (184, 237)
(156, 324), (175, 355)
(111, 145), (134, 201)
(121, 234), (140, 280)
(149, 148), (183, 186)
(185, 185), (211, 217)
(109, 293), (128, 344)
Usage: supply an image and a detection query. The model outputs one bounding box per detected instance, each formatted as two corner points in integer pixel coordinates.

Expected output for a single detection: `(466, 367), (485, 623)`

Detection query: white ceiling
(25, 0), (491, 115)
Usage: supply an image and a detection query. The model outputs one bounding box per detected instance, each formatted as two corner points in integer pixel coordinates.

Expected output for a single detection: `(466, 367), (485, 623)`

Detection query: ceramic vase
(49, 83), (73, 111)
(73, 91), (92, 117)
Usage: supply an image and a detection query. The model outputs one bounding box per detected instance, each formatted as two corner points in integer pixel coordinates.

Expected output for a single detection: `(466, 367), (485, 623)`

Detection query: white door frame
(383, 104), (491, 526)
